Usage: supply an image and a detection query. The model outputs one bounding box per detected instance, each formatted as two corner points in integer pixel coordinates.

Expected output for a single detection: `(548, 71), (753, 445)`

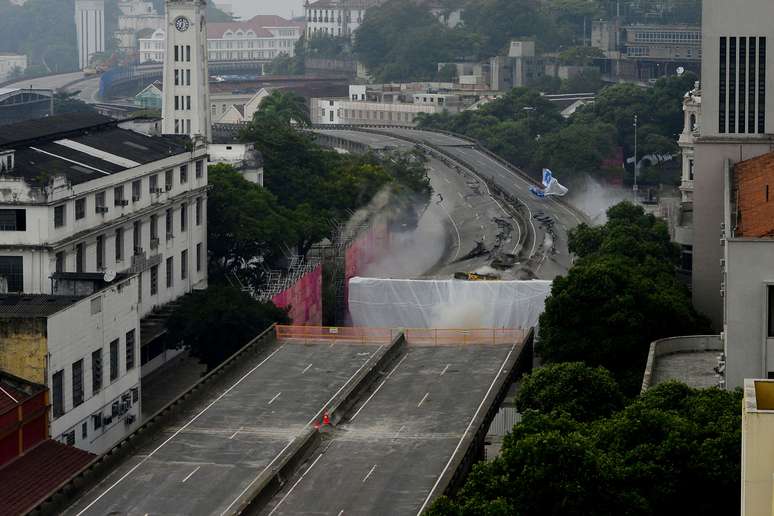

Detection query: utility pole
(633, 114), (639, 200)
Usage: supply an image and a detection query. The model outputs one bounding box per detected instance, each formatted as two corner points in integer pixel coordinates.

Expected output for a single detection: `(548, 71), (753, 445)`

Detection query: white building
(0, 279), (142, 455)
(0, 54), (27, 81)
(115, 0), (164, 52)
(311, 84), (461, 126)
(161, 0), (211, 141)
(139, 15), (303, 65)
(75, 0), (106, 70)
(211, 87), (272, 124)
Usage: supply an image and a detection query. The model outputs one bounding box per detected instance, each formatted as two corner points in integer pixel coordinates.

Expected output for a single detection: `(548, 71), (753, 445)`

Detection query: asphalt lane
(64, 341), (388, 516)
(264, 343), (518, 516)
(2, 71), (86, 91)
(314, 129), (523, 277)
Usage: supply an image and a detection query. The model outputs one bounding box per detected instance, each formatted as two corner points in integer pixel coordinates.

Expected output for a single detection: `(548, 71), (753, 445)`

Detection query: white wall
(0, 55), (27, 81)
(48, 275), (141, 454)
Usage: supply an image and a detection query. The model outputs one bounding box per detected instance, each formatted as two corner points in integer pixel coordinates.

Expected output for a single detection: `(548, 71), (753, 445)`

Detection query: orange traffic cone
(322, 410), (331, 426)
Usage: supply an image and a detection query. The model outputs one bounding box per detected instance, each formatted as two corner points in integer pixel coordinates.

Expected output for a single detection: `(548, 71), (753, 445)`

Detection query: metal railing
(405, 328), (526, 346)
(275, 325), (397, 345)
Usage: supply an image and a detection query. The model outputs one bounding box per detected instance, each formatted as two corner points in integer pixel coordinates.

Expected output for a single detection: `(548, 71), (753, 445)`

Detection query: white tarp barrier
(348, 277), (553, 329)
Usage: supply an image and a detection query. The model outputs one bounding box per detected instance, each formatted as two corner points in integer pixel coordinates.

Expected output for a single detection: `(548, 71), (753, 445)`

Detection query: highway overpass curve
(314, 129), (523, 278)
(64, 341), (389, 516)
(264, 340), (522, 516)
(356, 127), (583, 280)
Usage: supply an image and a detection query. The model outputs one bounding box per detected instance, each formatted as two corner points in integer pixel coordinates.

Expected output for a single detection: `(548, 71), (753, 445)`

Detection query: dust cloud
(566, 175), (630, 225)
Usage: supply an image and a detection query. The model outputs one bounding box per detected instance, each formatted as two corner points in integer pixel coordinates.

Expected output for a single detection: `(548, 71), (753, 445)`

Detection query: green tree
(516, 362), (625, 421)
(254, 90), (310, 127)
(166, 285), (289, 370)
(532, 120), (616, 177)
(53, 90), (97, 114)
(558, 45), (605, 66)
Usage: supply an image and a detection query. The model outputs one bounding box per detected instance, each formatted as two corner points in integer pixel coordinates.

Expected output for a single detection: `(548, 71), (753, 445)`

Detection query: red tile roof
(0, 440), (94, 516)
(0, 383), (25, 415)
(207, 15), (302, 39)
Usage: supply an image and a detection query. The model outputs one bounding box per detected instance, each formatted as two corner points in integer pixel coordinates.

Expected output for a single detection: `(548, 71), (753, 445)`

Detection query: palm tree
(257, 90), (311, 127)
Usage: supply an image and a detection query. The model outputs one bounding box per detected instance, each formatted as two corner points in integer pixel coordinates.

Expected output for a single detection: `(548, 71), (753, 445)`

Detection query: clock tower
(162, 0), (211, 142)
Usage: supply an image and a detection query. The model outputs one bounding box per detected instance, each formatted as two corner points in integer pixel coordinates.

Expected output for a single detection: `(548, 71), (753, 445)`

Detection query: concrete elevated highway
(58, 327), (532, 516)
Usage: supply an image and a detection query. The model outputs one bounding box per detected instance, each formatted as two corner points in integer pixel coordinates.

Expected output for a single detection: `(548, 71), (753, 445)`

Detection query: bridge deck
(265, 336), (524, 516)
(64, 340), (389, 516)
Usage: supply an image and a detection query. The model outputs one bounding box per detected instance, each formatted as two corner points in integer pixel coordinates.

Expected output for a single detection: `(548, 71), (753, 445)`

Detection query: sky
(226, 0), (305, 19)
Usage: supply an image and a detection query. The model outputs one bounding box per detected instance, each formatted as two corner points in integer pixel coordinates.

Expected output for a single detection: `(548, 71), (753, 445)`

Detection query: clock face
(175, 16), (190, 32)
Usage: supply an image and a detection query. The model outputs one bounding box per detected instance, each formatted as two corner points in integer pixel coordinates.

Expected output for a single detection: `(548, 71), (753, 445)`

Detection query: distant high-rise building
(161, 0), (211, 142)
(75, 0), (106, 70)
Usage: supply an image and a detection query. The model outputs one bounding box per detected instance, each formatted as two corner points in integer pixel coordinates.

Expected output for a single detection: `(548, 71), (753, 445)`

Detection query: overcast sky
(226, 0), (305, 19)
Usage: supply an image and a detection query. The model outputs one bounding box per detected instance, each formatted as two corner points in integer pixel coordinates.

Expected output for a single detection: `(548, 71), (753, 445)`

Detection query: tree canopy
(166, 285), (289, 370)
(538, 202), (709, 394)
(429, 378), (741, 516)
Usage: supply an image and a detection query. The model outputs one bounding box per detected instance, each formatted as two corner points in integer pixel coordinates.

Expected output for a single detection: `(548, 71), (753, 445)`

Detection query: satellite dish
(677, 66), (686, 76)
(103, 269), (116, 283)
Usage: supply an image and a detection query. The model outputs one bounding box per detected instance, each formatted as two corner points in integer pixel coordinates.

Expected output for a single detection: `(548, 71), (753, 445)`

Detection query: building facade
(161, 0), (211, 141)
(304, 0), (378, 39)
(0, 88), (53, 127)
(742, 379), (774, 516)
(75, 0), (106, 70)
(691, 0), (774, 328)
(139, 15), (303, 65)
(0, 54), (27, 81)
(114, 0), (164, 52)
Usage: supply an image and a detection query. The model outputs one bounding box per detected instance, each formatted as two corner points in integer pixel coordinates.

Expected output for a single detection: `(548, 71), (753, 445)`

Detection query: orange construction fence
(404, 328), (526, 346)
(275, 325), (397, 344)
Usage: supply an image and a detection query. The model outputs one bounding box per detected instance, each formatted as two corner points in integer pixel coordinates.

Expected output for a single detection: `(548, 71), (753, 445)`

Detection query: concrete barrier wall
(641, 335), (723, 392)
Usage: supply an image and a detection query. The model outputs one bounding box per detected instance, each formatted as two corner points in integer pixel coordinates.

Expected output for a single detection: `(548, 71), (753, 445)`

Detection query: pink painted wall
(344, 224), (390, 305)
(271, 265), (323, 325)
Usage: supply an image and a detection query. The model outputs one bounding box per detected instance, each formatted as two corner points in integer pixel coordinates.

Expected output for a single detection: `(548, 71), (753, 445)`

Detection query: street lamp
(633, 113), (639, 200)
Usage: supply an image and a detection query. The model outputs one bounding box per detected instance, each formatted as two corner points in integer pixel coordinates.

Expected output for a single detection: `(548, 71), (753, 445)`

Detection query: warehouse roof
(0, 294), (85, 318)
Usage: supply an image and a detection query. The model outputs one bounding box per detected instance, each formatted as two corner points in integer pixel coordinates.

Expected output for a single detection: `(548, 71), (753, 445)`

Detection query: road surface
(64, 340), (389, 516)
(263, 338), (523, 516)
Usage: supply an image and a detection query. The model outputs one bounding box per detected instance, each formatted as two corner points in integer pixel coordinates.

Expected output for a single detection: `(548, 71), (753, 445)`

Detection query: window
(0, 256), (22, 292)
(92, 348), (102, 394)
(52, 370), (64, 418)
(96, 235), (104, 270)
(175, 69), (180, 86)
(114, 185), (125, 206)
(126, 329), (136, 370)
(110, 339), (119, 381)
(760, 37), (767, 134)
(165, 169), (173, 191)
(55, 251), (65, 273)
(82, 421), (88, 440)
(166, 208), (173, 239)
(195, 197), (202, 226)
(90, 296), (102, 315)
(186, 96), (191, 110)
(196, 242), (202, 272)
(149, 174), (158, 194)
(166, 256), (173, 288)
(95, 191), (106, 213)
(115, 228), (124, 261)
(75, 244), (84, 273)
(0, 209), (26, 231)
(72, 360), (84, 407)
(186, 69), (191, 86)
(150, 264), (158, 295)
(181, 249), (188, 280)
(175, 96), (179, 111)
(133, 221), (142, 252)
(180, 165), (188, 184)
(92, 411), (102, 430)
(75, 199), (85, 220)
(181, 203), (187, 232)
(54, 205), (66, 228)
(186, 45), (191, 62)
(132, 180), (141, 201)
(719, 37), (727, 133)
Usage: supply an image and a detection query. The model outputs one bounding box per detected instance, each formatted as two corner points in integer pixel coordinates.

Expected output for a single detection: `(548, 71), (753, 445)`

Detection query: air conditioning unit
(132, 195), (141, 202)
(134, 246), (144, 255)
(152, 187), (164, 194)
(150, 237), (160, 249)
(125, 414), (136, 425)
(96, 206), (109, 214)
(165, 184), (172, 192)
(166, 232), (174, 240)
(115, 199), (129, 207)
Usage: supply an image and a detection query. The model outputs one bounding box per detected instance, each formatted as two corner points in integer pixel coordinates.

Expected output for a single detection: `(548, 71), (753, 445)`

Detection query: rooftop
(0, 113), (189, 187)
(207, 14), (303, 39)
(0, 294), (85, 318)
(642, 335), (723, 391)
(0, 440), (95, 516)
(0, 370), (45, 415)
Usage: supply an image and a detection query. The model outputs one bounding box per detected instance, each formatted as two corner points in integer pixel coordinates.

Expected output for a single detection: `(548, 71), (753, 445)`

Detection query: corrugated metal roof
(0, 295), (84, 318)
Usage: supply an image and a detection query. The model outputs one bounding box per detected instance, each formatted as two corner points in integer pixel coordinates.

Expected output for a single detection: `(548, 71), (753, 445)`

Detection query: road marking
(362, 464), (377, 483)
(443, 176), (451, 184)
(329, 341), (336, 348)
(229, 427), (243, 440)
(417, 338), (522, 515)
(182, 466), (200, 483)
(75, 345), (286, 516)
(440, 364), (450, 376)
(350, 354), (408, 422)
(457, 192), (464, 200)
(337, 511), (344, 516)
(437, 202), (461, 262)
(417, 392), (430, 408)
(268, 453), (325, 515)
(301, 363), (313, 374)
(306, 345), (385, 426)
(393, 425), (406, 440)
(268, 392), (282, 405)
